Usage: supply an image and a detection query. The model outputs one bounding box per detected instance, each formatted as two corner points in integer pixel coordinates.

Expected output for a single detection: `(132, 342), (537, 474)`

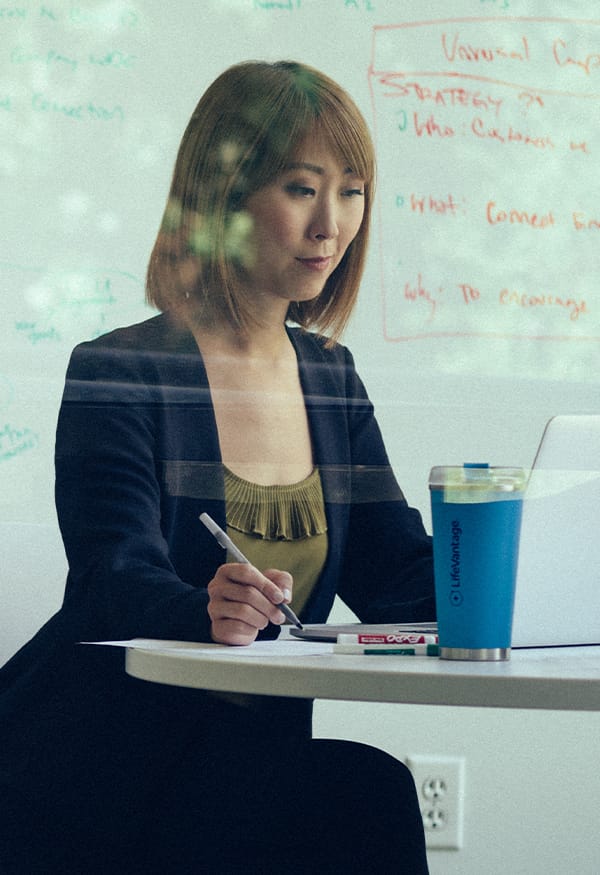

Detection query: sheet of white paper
(162, 640), (334, 658)
(81, 638), (190, 650)
(81, 638), (334, 657)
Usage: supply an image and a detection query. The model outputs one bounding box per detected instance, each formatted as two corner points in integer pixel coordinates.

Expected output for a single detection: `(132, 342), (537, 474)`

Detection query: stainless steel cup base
(440, 647), (511, 661)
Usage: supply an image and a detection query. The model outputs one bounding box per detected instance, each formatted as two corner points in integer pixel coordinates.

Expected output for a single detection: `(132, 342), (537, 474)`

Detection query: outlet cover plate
(406, 754), (465, 850)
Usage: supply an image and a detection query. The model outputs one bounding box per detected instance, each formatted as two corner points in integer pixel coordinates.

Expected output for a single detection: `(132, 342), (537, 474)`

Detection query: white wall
(314, 599), (600, 875)
(1, 523), (66, 659)
(314, 698), (600, 875)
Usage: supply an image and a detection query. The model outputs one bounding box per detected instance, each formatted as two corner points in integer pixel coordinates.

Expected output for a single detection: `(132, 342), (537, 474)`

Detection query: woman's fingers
(207, 564), (293, 645)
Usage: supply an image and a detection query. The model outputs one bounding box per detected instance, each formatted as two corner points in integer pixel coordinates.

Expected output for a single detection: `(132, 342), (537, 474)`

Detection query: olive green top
(224, 465), (328, 617)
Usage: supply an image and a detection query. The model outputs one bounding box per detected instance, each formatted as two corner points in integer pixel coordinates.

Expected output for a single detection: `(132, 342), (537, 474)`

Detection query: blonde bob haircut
(146, 60), (376, 344)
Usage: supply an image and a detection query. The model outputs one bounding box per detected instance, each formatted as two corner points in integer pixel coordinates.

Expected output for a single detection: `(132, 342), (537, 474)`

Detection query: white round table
(125, 640), (600, 711)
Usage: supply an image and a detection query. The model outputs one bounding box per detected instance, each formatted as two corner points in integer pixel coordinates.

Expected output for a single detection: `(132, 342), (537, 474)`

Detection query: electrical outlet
(406, 755), (465, 850)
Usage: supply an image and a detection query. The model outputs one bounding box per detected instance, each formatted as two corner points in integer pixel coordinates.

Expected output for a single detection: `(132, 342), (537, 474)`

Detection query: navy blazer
(53, 312), (433, 639)
(0, 313), (434, 802)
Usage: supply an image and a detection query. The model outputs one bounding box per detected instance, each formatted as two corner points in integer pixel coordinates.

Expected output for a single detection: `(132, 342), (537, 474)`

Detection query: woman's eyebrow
(284, 161), (324, 175)
(284, 161), (359, 176)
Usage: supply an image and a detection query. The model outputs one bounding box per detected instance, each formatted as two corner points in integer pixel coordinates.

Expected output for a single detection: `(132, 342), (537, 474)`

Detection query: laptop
(512, 414), (600, 648)
(293, 415), (600, 648)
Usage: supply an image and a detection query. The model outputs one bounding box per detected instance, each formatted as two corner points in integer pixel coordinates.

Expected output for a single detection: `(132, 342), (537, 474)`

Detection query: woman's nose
(308, 199), (339, 241)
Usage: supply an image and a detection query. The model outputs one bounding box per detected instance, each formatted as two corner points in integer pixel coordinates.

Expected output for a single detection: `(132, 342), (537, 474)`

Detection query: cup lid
(429, 464), (527, 493)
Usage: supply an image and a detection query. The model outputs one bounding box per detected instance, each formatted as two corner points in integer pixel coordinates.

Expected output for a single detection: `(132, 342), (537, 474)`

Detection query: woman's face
(242, 132), (365, 315)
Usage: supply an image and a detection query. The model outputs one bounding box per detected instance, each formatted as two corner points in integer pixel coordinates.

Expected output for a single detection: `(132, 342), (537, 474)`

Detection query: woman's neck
(192, 318), (292, 366)
(191, 316), (312, 486)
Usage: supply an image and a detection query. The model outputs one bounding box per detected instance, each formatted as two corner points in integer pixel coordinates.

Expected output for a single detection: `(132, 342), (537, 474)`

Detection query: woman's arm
(55, 330), (215, 641)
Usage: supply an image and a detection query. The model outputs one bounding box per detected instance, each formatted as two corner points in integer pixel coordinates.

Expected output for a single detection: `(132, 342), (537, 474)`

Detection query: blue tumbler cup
(429, 464), (526, 660)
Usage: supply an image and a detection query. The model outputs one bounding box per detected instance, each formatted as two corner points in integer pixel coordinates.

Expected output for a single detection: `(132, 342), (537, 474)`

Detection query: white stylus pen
(199, 512), (304, 630)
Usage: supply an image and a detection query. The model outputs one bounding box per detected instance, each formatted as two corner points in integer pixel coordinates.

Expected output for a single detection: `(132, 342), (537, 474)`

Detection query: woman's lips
(297, 256), (332, 272)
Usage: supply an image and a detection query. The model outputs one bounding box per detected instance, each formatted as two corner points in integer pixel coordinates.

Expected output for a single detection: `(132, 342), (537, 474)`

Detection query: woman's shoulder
(287, 327), (367, 405)
(286, 326), (354, 366)
(64, 312), (199, 391)
(76, 312), (192, 354)
(69, 312), (196, 367)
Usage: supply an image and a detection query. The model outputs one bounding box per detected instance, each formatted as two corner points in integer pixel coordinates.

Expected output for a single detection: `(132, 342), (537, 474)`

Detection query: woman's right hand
(207, 563), (293, 646)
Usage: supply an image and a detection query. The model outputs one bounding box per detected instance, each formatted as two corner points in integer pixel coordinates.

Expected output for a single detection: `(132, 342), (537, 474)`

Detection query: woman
(1, 61), (434, 873)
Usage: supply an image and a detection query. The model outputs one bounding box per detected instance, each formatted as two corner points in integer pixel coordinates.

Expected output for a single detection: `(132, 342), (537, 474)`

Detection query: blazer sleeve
(335, 347), (436, 623)
(54, 335), (216, 642)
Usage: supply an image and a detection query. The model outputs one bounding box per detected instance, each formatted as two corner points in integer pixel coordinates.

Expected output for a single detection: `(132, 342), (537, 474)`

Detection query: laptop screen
(512, 415), (600, 648)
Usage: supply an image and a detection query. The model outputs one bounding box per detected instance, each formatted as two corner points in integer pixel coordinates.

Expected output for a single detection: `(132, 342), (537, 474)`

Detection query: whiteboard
(1, 0), (599, 656)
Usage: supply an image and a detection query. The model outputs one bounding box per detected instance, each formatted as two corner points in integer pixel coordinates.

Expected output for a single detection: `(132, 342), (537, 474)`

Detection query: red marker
(337, 633), (438, 645)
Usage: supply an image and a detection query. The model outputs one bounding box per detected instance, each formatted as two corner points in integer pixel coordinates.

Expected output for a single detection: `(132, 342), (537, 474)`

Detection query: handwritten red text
(499, 289), (588, 321)
(442, 32), (530, 64)
(487, 202), (555, 229)
(553, 39), (600, 76)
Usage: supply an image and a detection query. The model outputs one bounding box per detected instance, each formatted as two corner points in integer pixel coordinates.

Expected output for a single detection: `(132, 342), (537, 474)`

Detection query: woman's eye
(285, 183), (315, 197)
(343, 188), (365, 198)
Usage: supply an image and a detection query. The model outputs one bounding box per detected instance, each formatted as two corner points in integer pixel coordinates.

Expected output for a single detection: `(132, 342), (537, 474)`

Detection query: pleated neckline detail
(224, 466), (327, 541)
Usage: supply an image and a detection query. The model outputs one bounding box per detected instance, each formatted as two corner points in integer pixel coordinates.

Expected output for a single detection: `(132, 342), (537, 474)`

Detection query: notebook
(511, 414), (600, 648)
(293, 415), (600, 649)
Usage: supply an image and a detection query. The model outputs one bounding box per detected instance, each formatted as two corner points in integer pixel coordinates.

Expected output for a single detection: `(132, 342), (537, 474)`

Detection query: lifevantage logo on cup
(449, 519), (463, 606)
